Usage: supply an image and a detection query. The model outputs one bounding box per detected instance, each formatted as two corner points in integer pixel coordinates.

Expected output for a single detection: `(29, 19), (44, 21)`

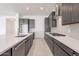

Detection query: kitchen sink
(49, 33), (66, 36)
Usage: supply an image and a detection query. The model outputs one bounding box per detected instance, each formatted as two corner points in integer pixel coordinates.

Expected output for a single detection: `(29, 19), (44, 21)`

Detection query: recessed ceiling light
(26, 7), (29, 10)
(40, 7), (44, 10)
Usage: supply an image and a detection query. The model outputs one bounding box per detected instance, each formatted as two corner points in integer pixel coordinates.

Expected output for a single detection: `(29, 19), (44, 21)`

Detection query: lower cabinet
(54, 43), (69, 56)
(12, 41), (25, 56)
(0, 49), (12, 56)
(12, 33), (34, 56)
(25, 34), (34, 55)
(73, 51), (79, 56)
(45, 33), (79, 56)
(25, 39), (33, 55)
(0, 33), (34, 56)
(45, 34), (54, 54)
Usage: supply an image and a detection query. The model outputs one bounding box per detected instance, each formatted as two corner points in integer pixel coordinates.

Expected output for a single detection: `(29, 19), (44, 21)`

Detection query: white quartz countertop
(46, 32), (79, 54)
(0, 33), (33, 55)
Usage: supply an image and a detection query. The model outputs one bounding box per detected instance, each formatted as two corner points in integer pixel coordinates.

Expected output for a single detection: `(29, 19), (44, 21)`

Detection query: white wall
(0, 13), (19, 35)
(20, 15), (47, 39)
(69, 23), (79, 40)
(6, 17), (16, 35)
(51, 16), (79, 40)
(0, 16), (6, 35)
(6, 13), (19, 36)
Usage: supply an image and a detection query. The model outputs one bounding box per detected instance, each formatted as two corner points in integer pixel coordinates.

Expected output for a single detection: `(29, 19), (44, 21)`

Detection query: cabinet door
(25, 35), (33, 55)
(45, 34), (48, 44)
(45, 34), (54, 54)
(25, 40), (30, 55)
(54, 39), (73, 56)
(52, 19), (57, 27)
(12, 41), (25, 56)
(72, 3), (79, 23)
(48, 36), (54, 53)
(62, 3), (72, 25)
(54, 43), (69, 56)
(73, 51), (79, 56)
(49, 14), (53, 27)
(28, 19), (35, 32)
(45, 17), (51, 32)
(0, 49), (11, 56)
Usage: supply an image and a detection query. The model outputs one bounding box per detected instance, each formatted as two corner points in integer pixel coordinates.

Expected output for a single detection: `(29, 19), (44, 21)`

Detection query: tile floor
(28, 39), (53, 56)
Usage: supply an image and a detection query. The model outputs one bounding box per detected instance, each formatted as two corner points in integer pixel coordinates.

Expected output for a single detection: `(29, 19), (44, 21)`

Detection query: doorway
(6, 18), (15, 35)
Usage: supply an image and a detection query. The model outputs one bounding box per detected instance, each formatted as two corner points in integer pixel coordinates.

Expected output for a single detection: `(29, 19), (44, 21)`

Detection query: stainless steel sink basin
(50, 33), (66, 36)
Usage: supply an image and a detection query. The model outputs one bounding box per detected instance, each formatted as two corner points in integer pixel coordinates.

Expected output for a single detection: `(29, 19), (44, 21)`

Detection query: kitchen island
(0, 33), (34, 56)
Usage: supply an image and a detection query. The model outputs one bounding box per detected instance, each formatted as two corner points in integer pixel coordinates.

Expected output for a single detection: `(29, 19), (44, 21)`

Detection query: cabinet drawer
(54, 39), (73, 56)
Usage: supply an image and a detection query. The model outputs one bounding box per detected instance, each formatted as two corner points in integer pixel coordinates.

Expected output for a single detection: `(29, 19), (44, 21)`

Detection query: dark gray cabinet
(73, 51), (79, 56)
(61, 3), (79, 25)
(62, 3), (72, 25)
(45, 33), (69, 56)
(47, 35), (54, 54)
(12, 33), (34, 56)
(49, 13), (53, 27)
(52, 19), (57, 27)
(48, 12), (57, 27)
(54, 39), (73, 56)
(72, 3), (79, 23)
(45, 17), (51, 32)
(0, 33), (34, 56)
(25, 33), (34, 55)
(12, 41), (25, 56)
(44, 33), (79, 56)
(0, 49), (12, 56)
(28, 19), (35, 32)
(44, 34), (54, 54)
(25, 39), (31, 55)
(54, 43), (69, 56)
(29, 19), (35, 28)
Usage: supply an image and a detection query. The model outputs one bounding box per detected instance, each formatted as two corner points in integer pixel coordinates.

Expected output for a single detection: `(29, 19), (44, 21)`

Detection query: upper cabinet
(45, 17), (51, 32)
(28, 19), (35, 32)
(61, 3), (72, 25)
(52, 19), (57, 27)
(72, 3), (79, 23)
(48, 12), (57, 27)
(59, 3), (79, 25)
(49, 13), (53, 27)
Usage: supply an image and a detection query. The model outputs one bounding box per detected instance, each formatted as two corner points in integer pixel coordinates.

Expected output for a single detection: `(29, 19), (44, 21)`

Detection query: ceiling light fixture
(40, 7), (44, 10)
(26, 7), (29, 10)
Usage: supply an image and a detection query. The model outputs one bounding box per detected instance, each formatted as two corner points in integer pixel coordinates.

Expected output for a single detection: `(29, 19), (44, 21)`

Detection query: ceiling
(0, 3), (56, 16)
